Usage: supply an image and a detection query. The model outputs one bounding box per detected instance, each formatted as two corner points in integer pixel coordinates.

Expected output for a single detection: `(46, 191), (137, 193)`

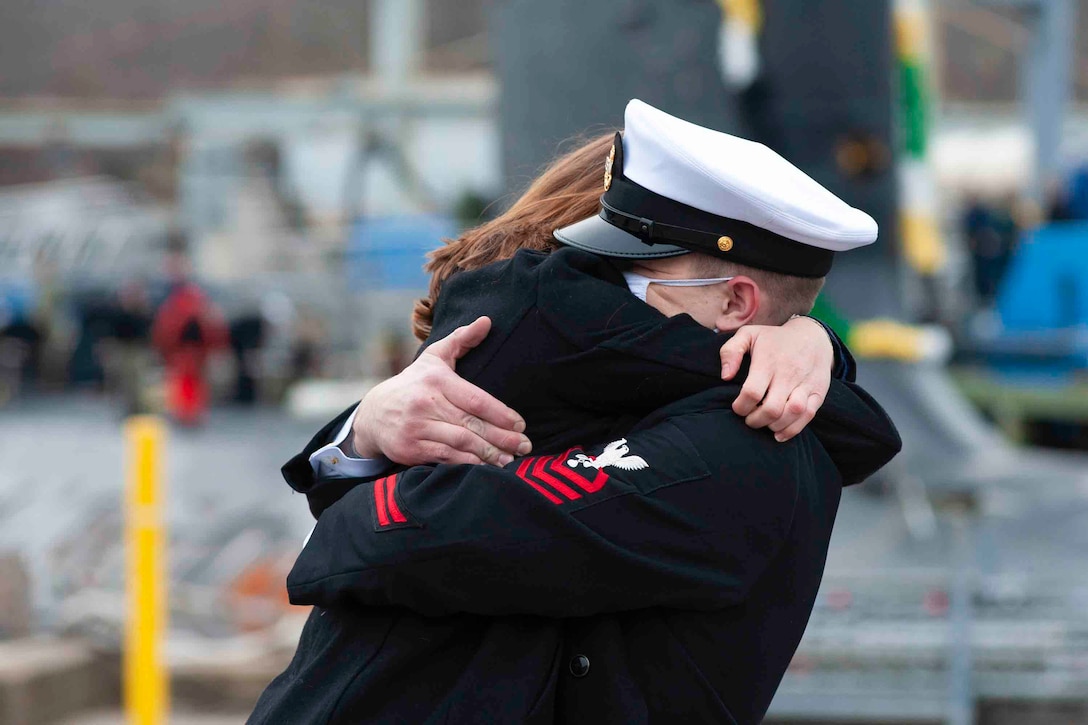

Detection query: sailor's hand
(719, 315), (833, 442)
(352, 317), (532, 466)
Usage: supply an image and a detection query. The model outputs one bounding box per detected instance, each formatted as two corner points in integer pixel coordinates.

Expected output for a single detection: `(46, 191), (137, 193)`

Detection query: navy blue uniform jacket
(252, 248), (900, 724)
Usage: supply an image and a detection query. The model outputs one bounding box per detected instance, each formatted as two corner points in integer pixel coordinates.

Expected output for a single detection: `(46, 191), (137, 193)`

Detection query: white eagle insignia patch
(568, 438), (649, 472)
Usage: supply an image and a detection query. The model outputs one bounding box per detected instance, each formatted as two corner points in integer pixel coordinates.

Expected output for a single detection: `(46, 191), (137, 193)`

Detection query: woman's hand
(718, 316), (834, 442)
(351, 317), (532, 467)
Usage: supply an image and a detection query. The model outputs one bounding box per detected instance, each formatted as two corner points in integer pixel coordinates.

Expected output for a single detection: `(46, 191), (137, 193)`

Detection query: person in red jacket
(151, 264), (227, 425)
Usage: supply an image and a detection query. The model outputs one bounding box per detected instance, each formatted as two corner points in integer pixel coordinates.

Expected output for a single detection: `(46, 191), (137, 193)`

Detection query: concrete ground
(0, 395), (321, 628)
(0, 396), (322, 722)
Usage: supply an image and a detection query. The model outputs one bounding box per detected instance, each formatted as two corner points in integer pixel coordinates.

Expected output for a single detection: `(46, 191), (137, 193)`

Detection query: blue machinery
(980, 222), (1088, 377)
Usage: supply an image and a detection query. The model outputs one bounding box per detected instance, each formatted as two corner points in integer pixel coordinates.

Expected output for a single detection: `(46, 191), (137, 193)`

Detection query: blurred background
(1, 1), (1088, 723)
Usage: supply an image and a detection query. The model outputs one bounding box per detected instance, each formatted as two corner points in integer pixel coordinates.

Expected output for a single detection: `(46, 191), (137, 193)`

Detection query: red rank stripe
(532, 455), (581, 501)
(386, 474), (407, 524)
(374, 476), (391, 527)
(516, 457), (562, 504)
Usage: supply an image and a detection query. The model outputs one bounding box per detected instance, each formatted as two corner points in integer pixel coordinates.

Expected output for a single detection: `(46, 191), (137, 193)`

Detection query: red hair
(412, 132), (616, 341)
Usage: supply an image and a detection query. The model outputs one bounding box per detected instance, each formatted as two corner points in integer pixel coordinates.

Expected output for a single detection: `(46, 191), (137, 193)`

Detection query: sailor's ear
(716, 276), (761, 332)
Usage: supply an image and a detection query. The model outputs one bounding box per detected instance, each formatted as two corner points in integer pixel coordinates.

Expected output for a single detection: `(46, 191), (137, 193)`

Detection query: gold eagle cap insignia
(604, 143), (616, 190)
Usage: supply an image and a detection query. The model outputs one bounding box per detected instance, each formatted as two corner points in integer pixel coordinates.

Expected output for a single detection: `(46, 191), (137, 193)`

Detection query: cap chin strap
(600, 173), (835, 278)
(600, 197), (721, 251)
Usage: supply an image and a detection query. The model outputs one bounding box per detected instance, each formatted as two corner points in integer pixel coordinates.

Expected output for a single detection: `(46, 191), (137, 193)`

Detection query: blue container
(347, 215), (459, 290)
(983, 222), (1088, 377)
(998, 222), (1088, 332)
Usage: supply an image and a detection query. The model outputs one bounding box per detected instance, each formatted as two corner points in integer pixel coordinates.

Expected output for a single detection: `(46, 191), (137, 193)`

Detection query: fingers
(443, 373), (527, 434)
(733, 364), (771, 417)
(772, 392), (824, 442)
(719, 328), (756, 380)
(743, 378), (790, 430)
(729, 318), (835, 439)
(417, 441), (487, 467)
(451, 316), (493, 358)
(456, 408), (532, 458)
(423, 421), (519, 467)
(425, 316), (492, 367)
(381, 387), (529, 466)
(384, 422), (493, 467)
(768, 387), (817, 440)
(767, 386), (810, 433)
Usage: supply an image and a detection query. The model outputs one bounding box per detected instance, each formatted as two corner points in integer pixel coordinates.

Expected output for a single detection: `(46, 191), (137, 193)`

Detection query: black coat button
(569, 654), (590, 678)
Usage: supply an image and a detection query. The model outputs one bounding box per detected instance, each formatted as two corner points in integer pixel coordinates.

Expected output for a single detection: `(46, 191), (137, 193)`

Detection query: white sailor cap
(554, 99), (879, 278)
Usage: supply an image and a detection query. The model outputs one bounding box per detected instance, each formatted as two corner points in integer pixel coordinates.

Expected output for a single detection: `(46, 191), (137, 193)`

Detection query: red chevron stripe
(531, 456), (581, 501)
(516, 457), (562, 504)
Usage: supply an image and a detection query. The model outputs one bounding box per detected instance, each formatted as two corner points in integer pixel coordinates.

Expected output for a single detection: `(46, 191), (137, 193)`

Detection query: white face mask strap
(648, 276), (735, 288)
(622, 272), (735, 303)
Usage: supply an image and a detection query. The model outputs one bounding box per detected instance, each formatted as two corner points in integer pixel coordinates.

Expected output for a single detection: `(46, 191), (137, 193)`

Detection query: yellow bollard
(124, 416), (168, 725)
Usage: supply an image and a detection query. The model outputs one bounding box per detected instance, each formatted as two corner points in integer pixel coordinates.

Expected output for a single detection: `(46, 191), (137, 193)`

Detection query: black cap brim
(553, 214), (689, 259)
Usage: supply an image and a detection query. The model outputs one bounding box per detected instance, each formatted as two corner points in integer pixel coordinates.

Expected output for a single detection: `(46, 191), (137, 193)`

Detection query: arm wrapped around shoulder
(287, 388), (804, 618)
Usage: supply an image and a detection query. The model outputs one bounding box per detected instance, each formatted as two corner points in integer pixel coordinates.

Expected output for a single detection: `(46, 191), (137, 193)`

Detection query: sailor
(252, 100), (900, 724)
